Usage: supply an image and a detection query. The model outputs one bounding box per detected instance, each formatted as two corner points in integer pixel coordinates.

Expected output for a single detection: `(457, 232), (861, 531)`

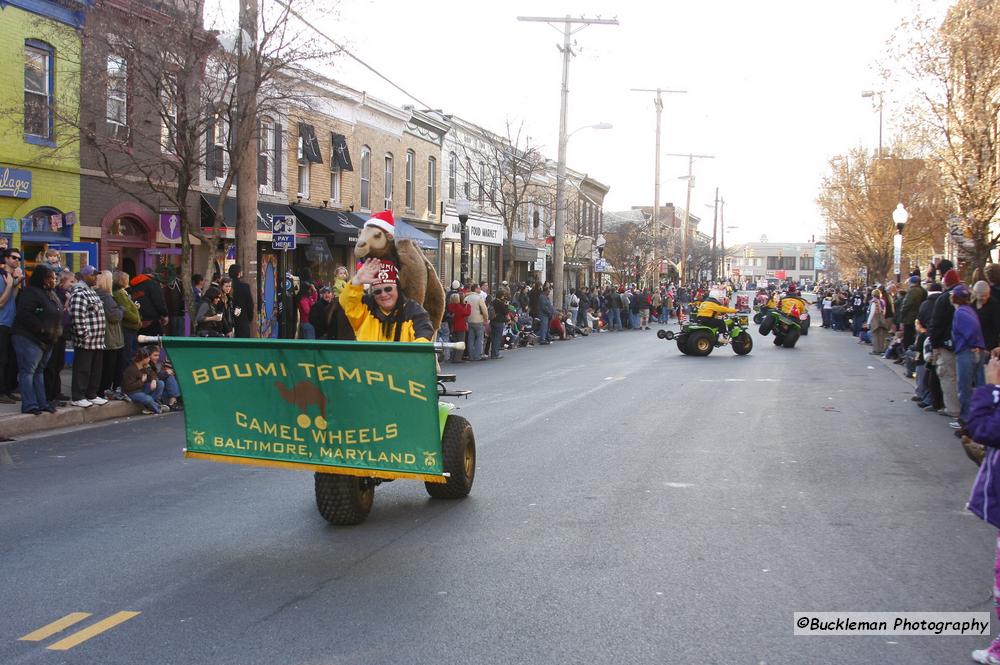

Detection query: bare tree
(462, 121), (549, 281)
(887, 0), (1000, 273)
(817, 145), (949, 284)
(22, 0), (330, 327)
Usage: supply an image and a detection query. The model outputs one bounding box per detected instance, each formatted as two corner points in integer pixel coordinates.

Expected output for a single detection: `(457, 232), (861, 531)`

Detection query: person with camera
(194, 287), (226, 337)
(0, 247), (25, 403)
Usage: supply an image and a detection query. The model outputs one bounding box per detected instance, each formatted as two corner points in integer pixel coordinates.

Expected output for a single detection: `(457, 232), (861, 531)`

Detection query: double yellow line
(19, 611), (141, 650)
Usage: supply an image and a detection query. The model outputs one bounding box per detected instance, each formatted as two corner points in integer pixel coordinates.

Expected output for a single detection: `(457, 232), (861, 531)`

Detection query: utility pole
(629, 88), (685, 240)
(235, 0), (259, 334)
(666, 152), (714, 285)
(719, 195), (727, 281)
(518, 14), (617, 310)
(710, 187), (719, 280)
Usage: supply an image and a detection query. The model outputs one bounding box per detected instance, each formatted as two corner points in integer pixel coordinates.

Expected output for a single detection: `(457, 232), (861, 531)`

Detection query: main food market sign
(0, 167), (31, 199)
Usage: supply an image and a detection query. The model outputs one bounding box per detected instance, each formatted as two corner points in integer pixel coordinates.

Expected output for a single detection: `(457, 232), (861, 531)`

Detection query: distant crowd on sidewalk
(813, 258), (999, 433)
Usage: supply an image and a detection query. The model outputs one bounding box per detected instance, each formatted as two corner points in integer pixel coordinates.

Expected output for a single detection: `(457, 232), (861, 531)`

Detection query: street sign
(271, 215), (295, 250)
(595, 258), (608, 273)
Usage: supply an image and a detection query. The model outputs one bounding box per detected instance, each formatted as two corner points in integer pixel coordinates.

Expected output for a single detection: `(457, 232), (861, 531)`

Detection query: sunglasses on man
(7, 255), (21, 261)
(371, 285), (395, 296)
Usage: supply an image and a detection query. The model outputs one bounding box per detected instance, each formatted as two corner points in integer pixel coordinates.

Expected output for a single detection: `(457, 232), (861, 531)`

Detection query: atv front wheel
(688, 330), (714, 356)
(732, 332), (753, 355)
(425, 414), (476, 499)
(773, 334), (785, 346)
(315, 473), (375, 525)
(758, 315), (774, 336)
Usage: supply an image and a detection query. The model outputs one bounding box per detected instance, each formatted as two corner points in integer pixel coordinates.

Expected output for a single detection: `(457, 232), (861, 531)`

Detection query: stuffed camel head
(354, 225), (391, 260)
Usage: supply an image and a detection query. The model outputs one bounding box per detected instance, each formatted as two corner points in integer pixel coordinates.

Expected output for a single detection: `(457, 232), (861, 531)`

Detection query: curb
(0, 400), (145, 440)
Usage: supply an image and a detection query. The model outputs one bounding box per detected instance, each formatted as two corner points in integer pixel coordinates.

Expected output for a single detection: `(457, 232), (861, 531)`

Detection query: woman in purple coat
(966, 351), (1000, 664)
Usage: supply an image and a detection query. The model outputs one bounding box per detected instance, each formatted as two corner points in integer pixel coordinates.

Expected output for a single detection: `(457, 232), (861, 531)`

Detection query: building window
(258, 118), (272, 189)
(478, 164), (486, 205)
(799, 256), (814, 271)
(330, 164), (341, 204)
(384, 153), (393, 210)
(24, 42), (53, 141)
(464, 158), (472, 198)
(161, 76), (177, 154)
(448, 152), (457, 201)
(766, 256), (796, 270)
(297, 135), (310, 199)
(427, 156), (437, 214)
(405, 150), (414, 210)
(106, 54), (128, 136)
(205, 111), (225, 180)
(360, 145), (371, 210)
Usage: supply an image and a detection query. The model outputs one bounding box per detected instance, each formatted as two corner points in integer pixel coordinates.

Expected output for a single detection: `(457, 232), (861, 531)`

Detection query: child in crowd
(333, 266), (349, 297)
(122, 347), (168, 415)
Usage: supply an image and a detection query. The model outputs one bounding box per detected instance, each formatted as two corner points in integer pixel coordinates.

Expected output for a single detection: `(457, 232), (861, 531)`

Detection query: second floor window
(106, 55), (128, 129)
(360, 146), (371, 210)
(427, 156), (437, 214)
(297, 135), (310, 198)
(24, 42), (53, 141)
(384, 153), (393, 210)
(405, 151), (414, 209)
(330, 164), (341, 203)
(448, 152), (457, 200)
(161, 76), (177, 154)
(258, 119), (272, 188)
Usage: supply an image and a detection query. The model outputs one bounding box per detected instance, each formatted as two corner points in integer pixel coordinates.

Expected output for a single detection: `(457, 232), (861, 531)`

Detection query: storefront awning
(200, 195), (296, 236)
(510, 239), (541, 262)
(290, 205), (365, 246)
(395, 218), (438, 250)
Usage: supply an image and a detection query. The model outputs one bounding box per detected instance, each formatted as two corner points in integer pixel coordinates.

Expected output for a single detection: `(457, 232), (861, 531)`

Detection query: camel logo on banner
(0, 167), (31, 199)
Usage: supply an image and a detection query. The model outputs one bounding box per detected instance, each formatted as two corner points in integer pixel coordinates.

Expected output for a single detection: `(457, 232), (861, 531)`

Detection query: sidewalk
(0, 368), (147, 441)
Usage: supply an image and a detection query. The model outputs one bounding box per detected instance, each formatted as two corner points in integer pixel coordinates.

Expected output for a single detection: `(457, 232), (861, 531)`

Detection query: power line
(271, 0), (431, 108)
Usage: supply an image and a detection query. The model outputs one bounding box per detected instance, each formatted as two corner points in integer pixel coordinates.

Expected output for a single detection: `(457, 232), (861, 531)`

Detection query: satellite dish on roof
(760, 235), (768, 243)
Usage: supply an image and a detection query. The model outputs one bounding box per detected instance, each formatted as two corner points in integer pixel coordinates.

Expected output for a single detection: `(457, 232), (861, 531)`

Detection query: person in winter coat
(297, 282), (318, 339)
(899, 275), (927, 349)
(122, 346), (167, 415)
(228, 264), (255, 338)
(114, 271), (141, 384)
(964, 352), (1000, 665)
(130, 270), (168, 336)
(446, 292), (471, 362)
(537, 286), (555, 344)
(95, 270), (125, 399)
(931, 269), (963, 418)
(44, 271), (74, 404)
(339, 259), (433, 343)
(952, 284), (987, 424)
(194, 287), (226, 337)
(69, 266), (107, 408)
(974, 280), (1000, 352)
(865, 289), (890, 354)
(11, 265), (61, 414)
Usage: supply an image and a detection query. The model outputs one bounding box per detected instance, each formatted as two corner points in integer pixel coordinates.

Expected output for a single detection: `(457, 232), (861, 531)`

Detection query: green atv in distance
(756, 306), (804, 348)
(657, 313), (754, 357)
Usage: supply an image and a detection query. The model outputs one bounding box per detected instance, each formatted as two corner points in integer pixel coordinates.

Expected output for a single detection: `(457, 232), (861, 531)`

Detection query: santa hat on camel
(364, 210), (395, 236)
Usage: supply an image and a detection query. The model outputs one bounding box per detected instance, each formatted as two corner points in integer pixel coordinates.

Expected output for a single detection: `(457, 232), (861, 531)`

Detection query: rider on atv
(695, 297), (738, 342)
(778, 284), (809, 321)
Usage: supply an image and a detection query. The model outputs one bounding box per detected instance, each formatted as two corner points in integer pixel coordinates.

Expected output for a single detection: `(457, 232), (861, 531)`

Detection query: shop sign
(595, 259), (608, 273)
(441, 215), (503, 246)
(0, 167), (31, 199)
(159, 212), (182, 240)
(271, 215), (296, 250)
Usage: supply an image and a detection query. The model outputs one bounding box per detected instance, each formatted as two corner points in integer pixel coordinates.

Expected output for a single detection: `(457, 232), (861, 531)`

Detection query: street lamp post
(892, 202), (908, 283)
(456, 198), (471, 287)
(554, 122), (612, 308)
(862, 90), (884, 159)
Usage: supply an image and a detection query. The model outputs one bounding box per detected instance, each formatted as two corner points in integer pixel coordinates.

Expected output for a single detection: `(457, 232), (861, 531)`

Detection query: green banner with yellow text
(163, 338), (443, 479)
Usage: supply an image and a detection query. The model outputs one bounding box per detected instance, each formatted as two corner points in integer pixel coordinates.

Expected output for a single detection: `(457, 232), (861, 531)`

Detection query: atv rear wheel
(732, 332), (753, 355)
(782, 328), (800, 348)
(758, 315), (774, 336)
(773, 333), (785, 346)
(315, 473), (375, 525)
(676, 333), (689, 355)
(425, 414), (476, 499)
(688, 330), (714, 356)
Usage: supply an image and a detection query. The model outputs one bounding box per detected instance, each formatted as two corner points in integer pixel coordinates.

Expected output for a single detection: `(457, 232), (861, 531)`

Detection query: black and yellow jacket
(696, 300), (737, 319)
(339, 283), (433, 342)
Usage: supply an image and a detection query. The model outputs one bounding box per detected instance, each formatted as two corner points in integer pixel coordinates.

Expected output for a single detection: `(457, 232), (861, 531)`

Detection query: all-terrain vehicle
(656, 312), (754, 356)
(756, 304), (807, 348)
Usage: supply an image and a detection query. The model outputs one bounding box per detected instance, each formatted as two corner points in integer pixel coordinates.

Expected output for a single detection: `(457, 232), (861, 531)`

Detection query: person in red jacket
(446, 292), (471, 363)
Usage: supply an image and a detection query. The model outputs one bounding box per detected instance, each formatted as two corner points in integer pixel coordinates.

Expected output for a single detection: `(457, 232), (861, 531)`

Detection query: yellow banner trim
(184, 450), (448, 483)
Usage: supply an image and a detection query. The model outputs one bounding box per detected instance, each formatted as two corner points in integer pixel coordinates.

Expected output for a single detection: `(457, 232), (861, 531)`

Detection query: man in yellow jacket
(339, 259), (434, 343)
(695, 298), (738, 341)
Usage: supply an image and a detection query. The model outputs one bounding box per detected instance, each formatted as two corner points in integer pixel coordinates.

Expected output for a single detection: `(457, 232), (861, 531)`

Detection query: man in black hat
(228, 264), (255, 338)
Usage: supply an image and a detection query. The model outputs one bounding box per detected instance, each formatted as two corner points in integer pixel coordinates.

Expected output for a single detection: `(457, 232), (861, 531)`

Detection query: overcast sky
(214, 0), (939, 245)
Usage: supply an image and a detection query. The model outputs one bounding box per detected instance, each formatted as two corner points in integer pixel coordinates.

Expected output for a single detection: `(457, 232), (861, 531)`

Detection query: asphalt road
(1, 317), (993, 665)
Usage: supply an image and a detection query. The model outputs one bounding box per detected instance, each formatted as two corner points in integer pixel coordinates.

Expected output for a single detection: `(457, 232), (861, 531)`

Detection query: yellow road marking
(46, 611), (141, 651)
(19, 613), (92, 642)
